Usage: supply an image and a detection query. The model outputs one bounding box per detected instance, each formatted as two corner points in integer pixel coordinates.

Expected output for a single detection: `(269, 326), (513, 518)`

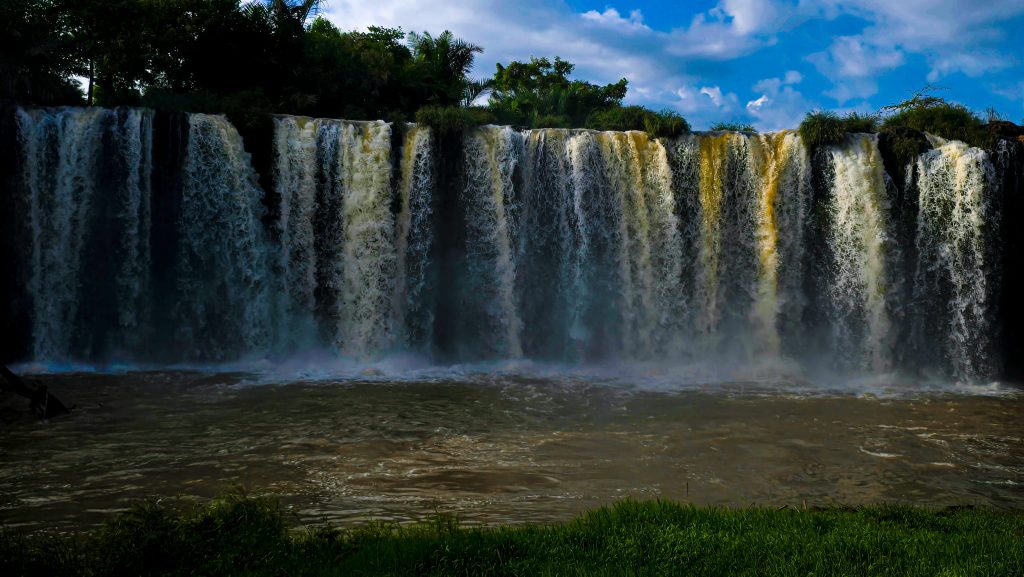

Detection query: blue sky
(322, 0), (1024, 130)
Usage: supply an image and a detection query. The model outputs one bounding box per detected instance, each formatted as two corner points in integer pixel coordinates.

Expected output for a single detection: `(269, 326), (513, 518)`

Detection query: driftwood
(0, 364), (72, 418)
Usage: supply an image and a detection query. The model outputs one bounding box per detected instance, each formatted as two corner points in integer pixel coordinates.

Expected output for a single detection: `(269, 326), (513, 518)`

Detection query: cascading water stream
(914, 137), (999, 379)
(17, 107), (152, 360)
(824, 134), (894, 371)
(176, 113), (271, 359)
(10, 107), (1011, 382)
(394, 125), (435, 349)
(460, 126), (524, 358)
(273, 116), (396, 357)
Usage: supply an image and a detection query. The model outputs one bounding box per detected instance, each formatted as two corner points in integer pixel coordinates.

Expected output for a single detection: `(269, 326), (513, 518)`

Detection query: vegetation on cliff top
(3, 494), (1023, 576)
(6, 1), (1022, 142)
(2, 0), (691, 137)
(798, 86), (1022, 152)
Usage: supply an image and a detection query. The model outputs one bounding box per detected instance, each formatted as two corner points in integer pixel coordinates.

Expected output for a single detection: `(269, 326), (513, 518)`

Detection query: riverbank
(2, 494), (1021, 576)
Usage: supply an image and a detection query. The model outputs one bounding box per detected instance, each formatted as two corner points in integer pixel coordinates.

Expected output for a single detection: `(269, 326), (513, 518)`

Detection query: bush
(414, 105), (496, 134)
(882, 103), (990, 148)
(586, 105), (689, 138)
(840, 112), (879, 133)
(799, 110), (845, 149)
(532, 114), (571, 128)
(799, 111), (881, 148)
(709, 122), (755, 132)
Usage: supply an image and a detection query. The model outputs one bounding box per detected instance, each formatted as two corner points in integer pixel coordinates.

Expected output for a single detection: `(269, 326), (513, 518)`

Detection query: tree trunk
(87, 59), (94, 106)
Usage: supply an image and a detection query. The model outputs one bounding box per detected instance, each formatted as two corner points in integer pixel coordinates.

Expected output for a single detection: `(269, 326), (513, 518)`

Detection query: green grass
(2, 495), (1022, 576)
(586, 106), (690, 138)
(709, 122), (755, 132)
(799, 111), (881, 149)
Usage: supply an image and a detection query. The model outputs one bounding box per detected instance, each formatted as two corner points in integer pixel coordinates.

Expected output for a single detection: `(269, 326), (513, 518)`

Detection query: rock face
(5, 106), (1024, 383)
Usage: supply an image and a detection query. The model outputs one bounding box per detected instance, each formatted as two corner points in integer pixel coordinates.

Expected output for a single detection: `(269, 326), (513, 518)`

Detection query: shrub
(709, 122), (755, 132)
(799, 110), (845, 149)
(532, 114), (571, 128)
(414, 105), (496, 134)
(881, 102), (989, 148)
(586, 106), (689, 138)
(840, 112), (879, 133)
(644, 109), (689, 138)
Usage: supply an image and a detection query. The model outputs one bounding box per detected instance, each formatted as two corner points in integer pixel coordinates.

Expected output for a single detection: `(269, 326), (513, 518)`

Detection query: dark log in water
(0, 364), (70, 418)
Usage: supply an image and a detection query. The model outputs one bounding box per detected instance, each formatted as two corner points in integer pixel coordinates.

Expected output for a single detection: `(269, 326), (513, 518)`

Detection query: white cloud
(806, 1), (1024, 101)
(808, 35), (903, 79)
(746, 71), (816, 131)
(700, 86), (739, 110)
(992, 81), (1024, 102)
(581, 8), (649, 32)
(808, 35), (904, 103)
(665, 0), (812, 59)
(746, 95), (770, 111)
(927, 51), (1011, 81)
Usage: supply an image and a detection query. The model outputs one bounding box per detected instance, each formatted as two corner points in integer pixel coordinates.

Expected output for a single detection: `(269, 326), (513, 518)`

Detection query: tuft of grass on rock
(799, 110), (845, 149)
(799, 111), (881, 149)
(881, 102), (991, 149)
(586, 106), (690, 138)
(709, 122), (755, 132)
(840, 111), (880, 134)
(2, 495), (1023, 576)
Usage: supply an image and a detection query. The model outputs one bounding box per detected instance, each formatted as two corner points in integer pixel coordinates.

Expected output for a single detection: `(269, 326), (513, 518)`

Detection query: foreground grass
(2, 496), (1022, 576)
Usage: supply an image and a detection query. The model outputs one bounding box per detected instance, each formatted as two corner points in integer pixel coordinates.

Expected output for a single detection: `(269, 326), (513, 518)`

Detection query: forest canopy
(4, 0), (1019, 141)
(1, 0), (687, 136)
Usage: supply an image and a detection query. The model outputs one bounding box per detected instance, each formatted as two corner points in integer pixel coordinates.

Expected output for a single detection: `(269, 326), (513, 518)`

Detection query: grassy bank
(2, 495), (1022, 576)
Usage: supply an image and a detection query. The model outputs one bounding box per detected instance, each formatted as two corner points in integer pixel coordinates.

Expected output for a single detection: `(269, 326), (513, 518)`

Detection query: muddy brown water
(1, 371), (1022, 531)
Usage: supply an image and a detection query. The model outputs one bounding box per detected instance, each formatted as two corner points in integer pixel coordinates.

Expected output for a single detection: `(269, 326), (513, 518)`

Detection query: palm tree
(407, 30), (482, 105)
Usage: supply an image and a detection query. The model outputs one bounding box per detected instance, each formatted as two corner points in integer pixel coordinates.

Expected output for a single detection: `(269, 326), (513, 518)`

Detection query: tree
(487, 57), (627, 127)
(0, 0), (84, 104)
(407, 31), (483, 107)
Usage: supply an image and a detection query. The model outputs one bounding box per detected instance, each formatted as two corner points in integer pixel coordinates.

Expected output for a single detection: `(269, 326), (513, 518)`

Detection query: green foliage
(0, 0), (84, 104)
(799, 110), (881, 148)
(840, 111), (879, 133)
(5, 2), (682, 135)
(488, 56), (628, 127)
(4, 496), (1023, 577)
(643, 109), (690, 138)
(709, 122), (755, 132)
(799, 110), (845, 148)
(407, 30), (483, 107)
(414, 105), (495, 134)
(586, 106), (690, 138)
(882, 102), (989, 148)
(877, 85), (994, 147)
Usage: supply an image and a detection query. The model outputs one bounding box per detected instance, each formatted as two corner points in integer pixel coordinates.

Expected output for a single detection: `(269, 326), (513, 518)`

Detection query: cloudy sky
(320, 0), (1024, 130)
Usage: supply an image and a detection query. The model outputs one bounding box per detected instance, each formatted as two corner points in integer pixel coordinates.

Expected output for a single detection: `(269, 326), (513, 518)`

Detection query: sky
(319, 0), (1024, 130)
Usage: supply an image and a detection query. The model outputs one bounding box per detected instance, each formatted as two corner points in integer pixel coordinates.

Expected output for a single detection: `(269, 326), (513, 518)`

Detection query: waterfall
(515, 129), (684, 360)
(11, 107), (1012, 381)
(460, 126), (523, 358)
(913, 137), (999, 379)
(272, 116), (396, 357)
(394, 125), (435, 349)
(176, 113), (271, 359)
(668, 131), (809, 360)
(17, 107), (152, 360)
(824, 134), (894, 371)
